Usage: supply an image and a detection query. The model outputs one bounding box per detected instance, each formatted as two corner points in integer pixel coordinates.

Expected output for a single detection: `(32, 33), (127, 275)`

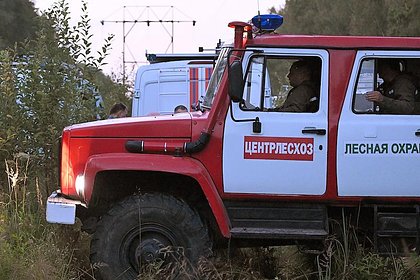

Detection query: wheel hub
(136, 238), (165, 264)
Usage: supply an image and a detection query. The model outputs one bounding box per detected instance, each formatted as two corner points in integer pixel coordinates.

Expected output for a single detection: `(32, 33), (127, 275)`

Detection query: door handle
(416, 130), (420, 136)
(302, 128), (326, 135)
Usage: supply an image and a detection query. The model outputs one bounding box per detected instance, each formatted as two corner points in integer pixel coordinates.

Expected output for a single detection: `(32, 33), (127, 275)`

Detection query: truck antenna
(257, 0), (260, 15)
(256, 0), (261, 29)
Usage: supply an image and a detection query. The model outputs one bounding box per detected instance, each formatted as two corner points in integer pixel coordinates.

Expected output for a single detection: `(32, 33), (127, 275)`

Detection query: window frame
(349, 51), (420, 115)
(239, 54), (267, 112)
(239, 50), (326, 113)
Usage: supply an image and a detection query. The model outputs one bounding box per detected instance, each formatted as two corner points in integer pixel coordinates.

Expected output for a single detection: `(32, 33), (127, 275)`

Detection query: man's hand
(365, 91), (384, 102)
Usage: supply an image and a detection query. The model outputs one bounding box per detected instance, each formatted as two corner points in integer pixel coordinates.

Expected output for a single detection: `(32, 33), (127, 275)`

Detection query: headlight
(75, 174), (85, 198)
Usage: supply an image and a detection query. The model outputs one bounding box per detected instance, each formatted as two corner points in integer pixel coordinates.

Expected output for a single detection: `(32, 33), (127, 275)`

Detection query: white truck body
(132, 60), (213, 116)
(131, 57), (273, 116)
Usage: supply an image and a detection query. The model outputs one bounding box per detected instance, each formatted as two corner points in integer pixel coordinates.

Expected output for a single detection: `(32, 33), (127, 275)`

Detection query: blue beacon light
(252, 14), (283, 31)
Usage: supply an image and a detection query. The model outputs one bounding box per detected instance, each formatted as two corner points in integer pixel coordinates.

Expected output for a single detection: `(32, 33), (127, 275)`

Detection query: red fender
(83, 153), (231, 238)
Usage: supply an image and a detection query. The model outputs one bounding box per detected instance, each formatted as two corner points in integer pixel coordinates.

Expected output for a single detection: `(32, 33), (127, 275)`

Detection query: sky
(33, 0), (285, 79)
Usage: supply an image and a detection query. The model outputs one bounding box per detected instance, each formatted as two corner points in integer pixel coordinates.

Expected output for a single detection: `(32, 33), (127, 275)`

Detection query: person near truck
(108, 102), (128, 118)
(174, 104), (188, 114)
(365, 59), (417, 114)
(275, 60), (319, 113)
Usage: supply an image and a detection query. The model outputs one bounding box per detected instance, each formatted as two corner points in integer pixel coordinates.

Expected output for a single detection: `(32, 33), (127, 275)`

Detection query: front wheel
(90, 193), (212, 280)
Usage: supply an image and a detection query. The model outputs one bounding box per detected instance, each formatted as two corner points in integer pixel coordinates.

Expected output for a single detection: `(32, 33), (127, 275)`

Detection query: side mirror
(228, 60), (244, 103)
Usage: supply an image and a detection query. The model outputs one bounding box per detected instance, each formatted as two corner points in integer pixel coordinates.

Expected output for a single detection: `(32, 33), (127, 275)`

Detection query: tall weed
(0, 156), (91, 280)
(316, 209), (420, 280)
(1, 157), (420, 279)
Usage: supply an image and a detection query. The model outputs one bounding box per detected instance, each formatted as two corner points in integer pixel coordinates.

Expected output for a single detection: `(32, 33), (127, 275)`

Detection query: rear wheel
(90, 193), (212, 280)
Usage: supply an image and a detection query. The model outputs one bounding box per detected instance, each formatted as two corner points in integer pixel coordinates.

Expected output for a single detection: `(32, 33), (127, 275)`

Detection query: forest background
(0, 0), (419, 279)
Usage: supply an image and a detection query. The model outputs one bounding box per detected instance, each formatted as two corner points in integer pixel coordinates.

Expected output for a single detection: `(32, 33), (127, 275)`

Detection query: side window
(353, 59), (377, 113)
(353, 57), (420, 115)
(242, 56), (265, 110)
(241, 55), (322, 113)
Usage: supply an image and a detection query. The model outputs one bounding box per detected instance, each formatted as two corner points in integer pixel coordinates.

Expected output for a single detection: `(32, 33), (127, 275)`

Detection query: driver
(275, 60), (318, 112)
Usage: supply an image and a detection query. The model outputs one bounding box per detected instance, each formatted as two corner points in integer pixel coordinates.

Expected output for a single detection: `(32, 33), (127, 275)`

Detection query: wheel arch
(82, 153), (231, 238)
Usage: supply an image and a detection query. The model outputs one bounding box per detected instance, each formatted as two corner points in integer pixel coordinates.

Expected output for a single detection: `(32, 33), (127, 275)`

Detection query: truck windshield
(202, 48), (230, 108)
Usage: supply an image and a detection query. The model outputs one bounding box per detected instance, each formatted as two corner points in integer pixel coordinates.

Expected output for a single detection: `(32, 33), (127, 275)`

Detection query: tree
(273, 0), (352, 35)
(46, 0), (127, 118)
(272, 0), (420, 36)
(347, 0), (388, 36)
(0, 0), (39, 50)
(386, 0), (420, 36)
(0, 0), (127, 195)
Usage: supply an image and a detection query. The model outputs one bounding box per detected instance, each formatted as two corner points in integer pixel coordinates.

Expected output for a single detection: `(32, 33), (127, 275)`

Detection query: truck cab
(47, 14), (420, 280)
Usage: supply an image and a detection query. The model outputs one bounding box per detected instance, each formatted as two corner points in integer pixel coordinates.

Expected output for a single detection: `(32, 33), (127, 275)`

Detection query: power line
(101, 6), (196, 85)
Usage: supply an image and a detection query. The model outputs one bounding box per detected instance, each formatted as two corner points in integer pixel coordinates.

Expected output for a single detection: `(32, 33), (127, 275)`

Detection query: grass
(1, 156), (420, 279)
(0, 157), (92, 280)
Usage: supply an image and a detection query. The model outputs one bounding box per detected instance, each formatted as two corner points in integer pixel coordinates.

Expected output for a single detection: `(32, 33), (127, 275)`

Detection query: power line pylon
(101, 5), (196, 86)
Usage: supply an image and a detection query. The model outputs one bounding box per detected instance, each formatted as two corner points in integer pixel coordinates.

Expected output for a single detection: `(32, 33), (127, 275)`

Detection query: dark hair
(291, 60), (312, 77)
(378, 59), (401, 72)
(109, 102), (127, 115)
(174, 104), (188, 113)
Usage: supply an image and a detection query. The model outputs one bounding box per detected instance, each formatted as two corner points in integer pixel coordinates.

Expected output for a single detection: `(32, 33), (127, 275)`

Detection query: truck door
(223, 49), (329, 195)
(337, 51), (420, 196)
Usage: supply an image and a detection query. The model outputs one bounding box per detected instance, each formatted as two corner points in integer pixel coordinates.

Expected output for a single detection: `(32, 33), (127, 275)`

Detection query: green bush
(0, 1), (125, 279)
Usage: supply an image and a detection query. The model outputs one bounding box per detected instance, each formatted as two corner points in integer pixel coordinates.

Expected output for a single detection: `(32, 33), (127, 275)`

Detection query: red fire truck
(47, 14), (420, 279)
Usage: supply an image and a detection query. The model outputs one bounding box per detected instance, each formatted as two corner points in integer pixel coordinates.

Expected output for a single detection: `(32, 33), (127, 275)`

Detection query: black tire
(90, 193), (212, 280)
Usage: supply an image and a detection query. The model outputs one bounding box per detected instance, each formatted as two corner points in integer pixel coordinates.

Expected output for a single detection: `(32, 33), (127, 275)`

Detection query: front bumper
(46, 191), (83, 224)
